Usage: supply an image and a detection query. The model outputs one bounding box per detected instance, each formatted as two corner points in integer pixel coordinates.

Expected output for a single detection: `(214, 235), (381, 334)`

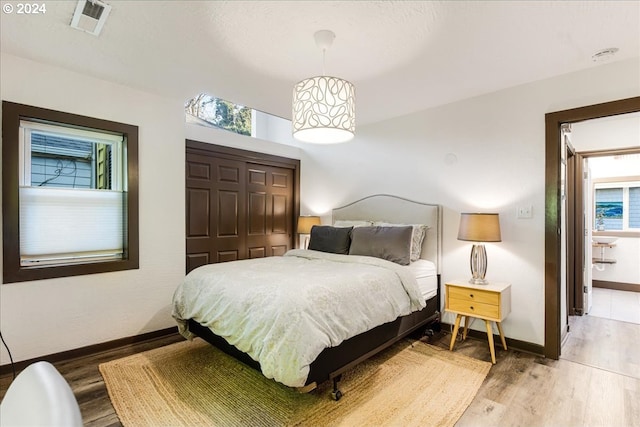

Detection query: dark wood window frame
(2, 101), (139, 283)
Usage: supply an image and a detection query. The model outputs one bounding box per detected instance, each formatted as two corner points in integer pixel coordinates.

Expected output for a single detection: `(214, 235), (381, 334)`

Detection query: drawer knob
(470, 306), (474, 310)
(469, 293), (474, 298)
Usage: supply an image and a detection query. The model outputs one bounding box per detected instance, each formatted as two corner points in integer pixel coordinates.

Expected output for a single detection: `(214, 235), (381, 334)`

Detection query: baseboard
(593, 280), (640, 293)
(441, 322), (544, 357)
(0, 327), (179, 376)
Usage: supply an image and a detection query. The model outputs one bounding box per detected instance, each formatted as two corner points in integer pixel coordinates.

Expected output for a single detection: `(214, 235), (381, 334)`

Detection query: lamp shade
(457, 213), (501, 242)
(297, 216), (321, 234)
(292, 76), (355, 144)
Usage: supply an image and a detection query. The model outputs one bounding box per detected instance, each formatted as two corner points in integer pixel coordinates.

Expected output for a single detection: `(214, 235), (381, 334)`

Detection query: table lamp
(457, 213), (501, 285)
(297, 216), (321, 249)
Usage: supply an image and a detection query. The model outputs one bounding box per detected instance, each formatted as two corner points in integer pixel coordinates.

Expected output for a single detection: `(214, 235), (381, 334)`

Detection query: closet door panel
(266, 167), (293, 256)
(186, 153), (215, 272)
(212, 158), (246, 262)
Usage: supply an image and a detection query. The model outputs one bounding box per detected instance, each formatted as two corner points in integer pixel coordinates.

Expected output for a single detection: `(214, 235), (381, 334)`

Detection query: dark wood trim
(443, 323), (544, 356)
(593, 280), (640, 293)
(186, 139), (299, 170)
(544, 96), (640, 360)
(2, 101), (139, 283)
(545, 112), (562, 359)
(0, 327), (179, 376)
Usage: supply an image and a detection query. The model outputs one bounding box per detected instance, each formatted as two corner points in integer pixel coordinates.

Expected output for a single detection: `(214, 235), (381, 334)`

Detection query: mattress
(408, 259), (438, 300)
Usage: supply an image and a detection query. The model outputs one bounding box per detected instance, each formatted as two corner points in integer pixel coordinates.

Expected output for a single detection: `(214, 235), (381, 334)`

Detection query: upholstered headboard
(332, 194), (442, 273)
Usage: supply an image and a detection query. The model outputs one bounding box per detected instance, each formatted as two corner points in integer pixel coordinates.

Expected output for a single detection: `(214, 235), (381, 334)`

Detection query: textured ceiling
(1, 1), (639, 125)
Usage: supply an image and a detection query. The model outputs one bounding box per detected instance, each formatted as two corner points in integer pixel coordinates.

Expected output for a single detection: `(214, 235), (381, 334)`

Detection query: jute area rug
(99, 338), (491, 427)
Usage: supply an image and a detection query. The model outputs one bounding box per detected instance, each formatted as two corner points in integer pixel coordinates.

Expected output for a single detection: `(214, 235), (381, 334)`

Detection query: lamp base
(469, 244), (489, 285)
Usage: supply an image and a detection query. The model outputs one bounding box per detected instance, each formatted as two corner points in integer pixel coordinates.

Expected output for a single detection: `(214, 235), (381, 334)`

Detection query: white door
(583, 159), (593, 314)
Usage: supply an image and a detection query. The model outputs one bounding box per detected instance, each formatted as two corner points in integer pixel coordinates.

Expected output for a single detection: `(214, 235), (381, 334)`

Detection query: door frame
(565, 140), (576, 320)
(544, 96), (640, 359)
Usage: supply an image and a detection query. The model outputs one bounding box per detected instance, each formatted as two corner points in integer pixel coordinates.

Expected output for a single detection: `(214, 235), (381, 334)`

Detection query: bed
(172, 194), (442, 400)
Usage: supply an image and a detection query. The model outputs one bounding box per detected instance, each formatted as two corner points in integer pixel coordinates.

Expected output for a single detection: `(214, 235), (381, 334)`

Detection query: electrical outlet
(517, 205), (533, 219)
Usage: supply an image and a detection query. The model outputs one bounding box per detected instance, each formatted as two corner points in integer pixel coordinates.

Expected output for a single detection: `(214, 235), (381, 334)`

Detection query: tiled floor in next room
(588, 287), (640, 324)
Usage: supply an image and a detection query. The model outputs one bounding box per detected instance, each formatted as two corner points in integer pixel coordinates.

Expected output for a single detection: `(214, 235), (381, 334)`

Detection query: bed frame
(187, 194), (442, 400)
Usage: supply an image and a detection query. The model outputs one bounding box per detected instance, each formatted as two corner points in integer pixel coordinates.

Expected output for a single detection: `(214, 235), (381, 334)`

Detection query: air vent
(70, 0), (111, 36)
(591, 47), (619, 63)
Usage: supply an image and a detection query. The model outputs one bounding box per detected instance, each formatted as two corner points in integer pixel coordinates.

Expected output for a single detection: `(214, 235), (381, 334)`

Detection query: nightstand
(445, 280), (511, 364)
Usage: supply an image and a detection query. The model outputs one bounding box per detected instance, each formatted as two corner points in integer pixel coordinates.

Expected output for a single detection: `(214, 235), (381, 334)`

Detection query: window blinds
(19, 187), (124, 265)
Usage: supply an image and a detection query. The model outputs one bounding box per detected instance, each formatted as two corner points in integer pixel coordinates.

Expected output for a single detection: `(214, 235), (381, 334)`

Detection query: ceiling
(1, 1), (638, 126)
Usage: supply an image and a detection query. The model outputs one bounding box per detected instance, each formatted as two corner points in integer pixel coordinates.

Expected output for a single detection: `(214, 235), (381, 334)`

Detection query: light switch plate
(517, 205), (533, 219)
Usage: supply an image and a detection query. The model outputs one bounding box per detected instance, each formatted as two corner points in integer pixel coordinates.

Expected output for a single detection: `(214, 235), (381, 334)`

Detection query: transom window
(184, 93), (297, 147)
(185, 94), (252, 136)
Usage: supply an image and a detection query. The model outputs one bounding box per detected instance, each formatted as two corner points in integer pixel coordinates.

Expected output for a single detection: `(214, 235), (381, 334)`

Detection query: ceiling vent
(70, 0), (111, 36)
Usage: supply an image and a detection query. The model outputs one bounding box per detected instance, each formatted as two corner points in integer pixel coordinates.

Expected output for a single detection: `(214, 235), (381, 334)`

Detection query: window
(594, 180), (640, 231)
(2, 101), (139, 283)
(185, 94), (252, 136)
(184, 93), (297, 147)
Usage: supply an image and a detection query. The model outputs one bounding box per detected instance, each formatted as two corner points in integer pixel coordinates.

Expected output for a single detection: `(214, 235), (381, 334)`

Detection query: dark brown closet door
(186, 153), (247, 272)
(186, 141), (299, 273)
(246, 164), (294, 258)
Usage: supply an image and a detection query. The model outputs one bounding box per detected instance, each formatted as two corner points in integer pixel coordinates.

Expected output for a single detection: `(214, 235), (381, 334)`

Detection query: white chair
(0, 361), (83, 427)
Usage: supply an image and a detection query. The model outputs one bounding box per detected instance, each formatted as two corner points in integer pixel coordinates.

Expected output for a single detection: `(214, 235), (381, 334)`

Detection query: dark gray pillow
(308, 225), (353, 254)
(348, 226), (413, 265)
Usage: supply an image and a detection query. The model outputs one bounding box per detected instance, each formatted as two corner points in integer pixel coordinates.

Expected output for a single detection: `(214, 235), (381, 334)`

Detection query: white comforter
(171, 249), (425, 388)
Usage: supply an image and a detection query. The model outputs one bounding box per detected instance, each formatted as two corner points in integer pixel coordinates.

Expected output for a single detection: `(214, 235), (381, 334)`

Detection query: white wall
(592, 237), (640, 284)
(299, 58), (640, 345)
(251, 110), (301, 149)
(0, 53), (186, 363)
(572, 113), (640, 152)
(187, 120), (301, 160)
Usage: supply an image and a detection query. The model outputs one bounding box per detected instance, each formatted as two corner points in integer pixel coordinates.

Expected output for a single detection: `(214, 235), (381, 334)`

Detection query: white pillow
(375, 222), (428, 261)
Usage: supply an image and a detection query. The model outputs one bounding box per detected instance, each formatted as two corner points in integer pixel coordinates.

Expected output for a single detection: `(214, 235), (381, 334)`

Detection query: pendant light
(292, 30), (355, 144)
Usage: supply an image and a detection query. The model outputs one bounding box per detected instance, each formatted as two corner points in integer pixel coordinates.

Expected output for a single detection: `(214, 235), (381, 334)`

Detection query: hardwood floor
(0, 333), (184, 427)
(442, 314), (640, 427)
(1, 316), (638, 427)
(561, 314), (640, 379)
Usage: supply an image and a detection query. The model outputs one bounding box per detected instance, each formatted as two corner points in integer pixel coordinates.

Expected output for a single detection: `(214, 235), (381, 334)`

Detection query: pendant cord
(322, 49), (326, 76)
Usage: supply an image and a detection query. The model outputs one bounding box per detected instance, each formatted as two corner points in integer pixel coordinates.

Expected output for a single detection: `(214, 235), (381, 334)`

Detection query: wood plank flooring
(1, 316), (639, 427)
(0, 333), (184, 427)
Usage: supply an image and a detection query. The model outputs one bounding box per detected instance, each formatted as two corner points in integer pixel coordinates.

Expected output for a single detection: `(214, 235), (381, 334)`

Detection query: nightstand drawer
(447, 299), (500, 318)
(448, 286), (499, 305)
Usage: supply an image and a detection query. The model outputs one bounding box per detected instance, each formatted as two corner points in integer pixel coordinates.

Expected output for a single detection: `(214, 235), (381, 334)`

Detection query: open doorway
(566, 149), (640, 320)
(583, 154), (640, 323)
(551, 106), (640, 380)
(565, 116), (640, 321)
(544, 96), (640, 360)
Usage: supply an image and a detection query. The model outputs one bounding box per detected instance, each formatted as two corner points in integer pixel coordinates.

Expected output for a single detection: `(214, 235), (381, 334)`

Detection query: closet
(185, 140), (300, 273)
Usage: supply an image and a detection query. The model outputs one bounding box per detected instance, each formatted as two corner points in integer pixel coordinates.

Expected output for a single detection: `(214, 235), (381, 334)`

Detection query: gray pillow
(308, 225), (353, 254)
(348, 226), (413, 265)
